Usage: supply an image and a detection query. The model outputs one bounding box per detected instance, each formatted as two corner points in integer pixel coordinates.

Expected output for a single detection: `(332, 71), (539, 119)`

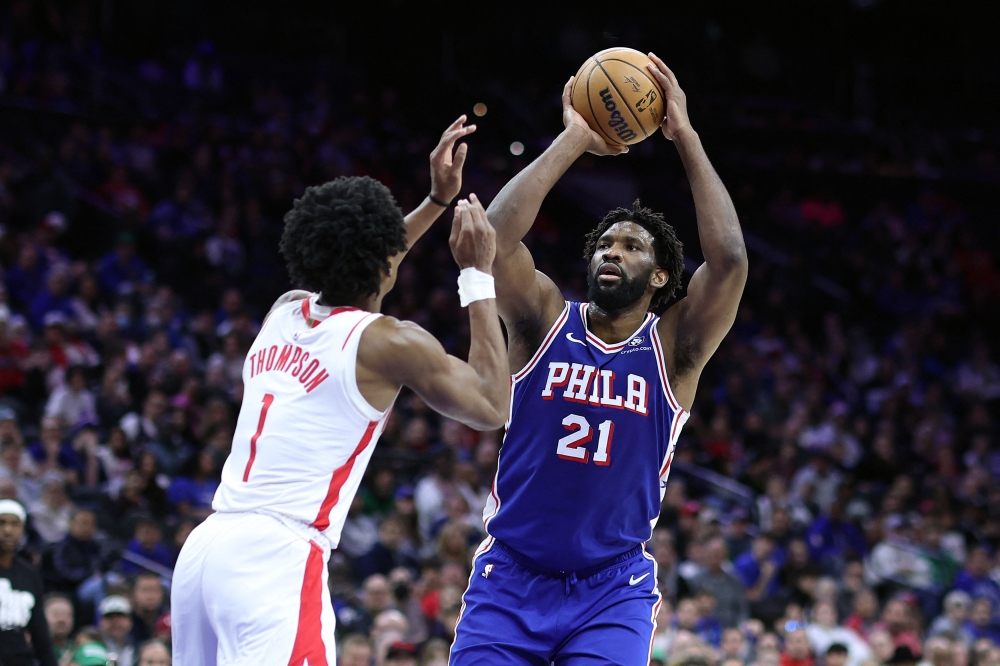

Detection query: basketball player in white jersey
(171, 117), (509, 666)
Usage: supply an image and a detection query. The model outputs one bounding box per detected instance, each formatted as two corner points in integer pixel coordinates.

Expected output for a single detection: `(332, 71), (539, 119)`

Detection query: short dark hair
(280, 177), (407, 305)
(582, 199), (685, 309)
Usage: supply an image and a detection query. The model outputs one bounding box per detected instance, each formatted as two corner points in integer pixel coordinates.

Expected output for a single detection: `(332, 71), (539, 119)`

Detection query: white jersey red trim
(214, 295), (393, 548)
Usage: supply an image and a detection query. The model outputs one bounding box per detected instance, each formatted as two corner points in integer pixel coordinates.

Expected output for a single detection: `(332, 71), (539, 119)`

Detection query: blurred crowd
(0, 3), (996, 666)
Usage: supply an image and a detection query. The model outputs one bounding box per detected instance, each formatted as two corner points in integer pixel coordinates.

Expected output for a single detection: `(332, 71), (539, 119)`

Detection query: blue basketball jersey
(484, 301), (689, 572)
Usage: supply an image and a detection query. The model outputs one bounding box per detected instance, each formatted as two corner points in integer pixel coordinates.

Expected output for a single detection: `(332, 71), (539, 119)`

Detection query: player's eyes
(627, 245), (638, 251)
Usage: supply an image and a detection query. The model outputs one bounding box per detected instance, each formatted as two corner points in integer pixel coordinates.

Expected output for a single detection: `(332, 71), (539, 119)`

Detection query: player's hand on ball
(562, 77), (628, 156)
(449, 194), (496, 273)
(430, 115), (476, 204)
(646, 54), (692, 141)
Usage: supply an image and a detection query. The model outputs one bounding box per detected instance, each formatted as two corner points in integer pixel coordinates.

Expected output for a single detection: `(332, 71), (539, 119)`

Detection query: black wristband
(428, 193), (451, 207)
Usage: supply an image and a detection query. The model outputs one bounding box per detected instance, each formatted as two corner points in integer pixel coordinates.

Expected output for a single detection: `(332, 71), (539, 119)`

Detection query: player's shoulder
(361, 315), (438, 351)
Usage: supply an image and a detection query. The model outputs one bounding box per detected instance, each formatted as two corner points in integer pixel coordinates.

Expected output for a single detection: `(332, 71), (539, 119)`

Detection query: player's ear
(650, 268), (668, 289)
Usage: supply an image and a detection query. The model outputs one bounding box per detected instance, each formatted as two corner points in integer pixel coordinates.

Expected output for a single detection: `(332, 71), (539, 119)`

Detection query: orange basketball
(571, 48), (665, 146)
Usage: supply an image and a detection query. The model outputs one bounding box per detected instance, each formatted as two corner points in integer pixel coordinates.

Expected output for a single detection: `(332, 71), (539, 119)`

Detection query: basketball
(571, 47), (665, 146)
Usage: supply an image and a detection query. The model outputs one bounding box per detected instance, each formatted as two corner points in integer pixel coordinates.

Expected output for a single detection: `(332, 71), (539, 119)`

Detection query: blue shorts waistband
(492, 540), (643, 580)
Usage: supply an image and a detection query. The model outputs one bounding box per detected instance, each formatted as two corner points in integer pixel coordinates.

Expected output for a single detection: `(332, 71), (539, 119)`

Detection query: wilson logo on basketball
(598, 88), (638, 143)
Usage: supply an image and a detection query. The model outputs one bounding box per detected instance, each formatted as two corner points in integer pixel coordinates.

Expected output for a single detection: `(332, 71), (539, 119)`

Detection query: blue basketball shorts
(450, 537), (661, 666)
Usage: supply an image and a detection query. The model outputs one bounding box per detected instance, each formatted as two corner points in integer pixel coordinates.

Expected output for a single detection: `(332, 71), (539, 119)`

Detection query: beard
(586, 265), (652, 312)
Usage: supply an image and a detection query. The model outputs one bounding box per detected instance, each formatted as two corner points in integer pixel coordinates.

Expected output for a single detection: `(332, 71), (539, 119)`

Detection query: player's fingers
(448, 205), (462, 246)
(649, 53), (679, 87)
(437, 126), (477, 158)
(442, 114), (467, 137)
(645, 64), (674, 98)
(452, 142), (469, 171)
(563, 77), (574, 105)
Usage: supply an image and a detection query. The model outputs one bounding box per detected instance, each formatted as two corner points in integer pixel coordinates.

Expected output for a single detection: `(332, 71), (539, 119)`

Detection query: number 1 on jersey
(243, 393), (274, 482)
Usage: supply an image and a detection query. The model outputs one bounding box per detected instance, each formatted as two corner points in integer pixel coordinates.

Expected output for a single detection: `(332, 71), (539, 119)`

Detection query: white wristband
(457, 267), (496, 307)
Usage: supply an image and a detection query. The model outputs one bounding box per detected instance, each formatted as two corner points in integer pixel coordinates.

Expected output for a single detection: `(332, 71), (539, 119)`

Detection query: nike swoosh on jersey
(566, 332), (587, 347)
(628, 573), (651, 586)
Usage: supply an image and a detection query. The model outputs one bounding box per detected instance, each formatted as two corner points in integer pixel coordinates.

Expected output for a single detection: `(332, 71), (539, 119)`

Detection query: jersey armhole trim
(511, 301), (571, 383)
(341, 313), (389, 422)
(650, 324), (687, 416)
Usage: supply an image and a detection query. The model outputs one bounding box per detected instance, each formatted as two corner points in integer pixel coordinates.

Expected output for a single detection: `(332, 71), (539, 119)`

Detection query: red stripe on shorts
(311, 420), (378, 531)
(287, 540), (328, 666)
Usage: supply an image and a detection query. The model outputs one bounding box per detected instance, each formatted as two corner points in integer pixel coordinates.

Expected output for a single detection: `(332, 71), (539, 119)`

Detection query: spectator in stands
(806, 500), (867, 572)
(415, 448), (456, 542)
(720, 626), (750, 662)
(965, 597), (1000, 644)
(652, 527), (689, 604)
(44, 366), (96, 429)
(29, 477), (73, 544)
(136, 639), (171, 666)
(97, 595), (135, 666)
(44, 593), (74, 660)
(781, 628), (815, 666)
(844, 588), (880, 639)
(120, 519), (173, 575)
(340, 633), (373, 666)
(875, 598), (922, 653)
(804, 600), (872, 666)
(691, 537), (749, 628)
(953, 547), (1000, 613)
(825, 643), (850, 666)
(129, 573), (167, 644)
(736, 533), (782, 604)
(928, 590), (974, 644)
(41, 508), (104, 598)
(166, 451), (219, 520)
(384, 641), (419, 666)
(356, 515), (417, 580)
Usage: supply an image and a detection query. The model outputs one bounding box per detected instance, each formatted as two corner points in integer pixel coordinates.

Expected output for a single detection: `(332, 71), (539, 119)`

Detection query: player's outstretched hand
(430, 115), (477, 204)
(449, 194), (496, 274)
(645, 54), (692, 141)
(562, 77), (629, 156)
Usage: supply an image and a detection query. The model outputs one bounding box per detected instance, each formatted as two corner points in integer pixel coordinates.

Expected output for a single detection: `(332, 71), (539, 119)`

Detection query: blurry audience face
(881, 600), (909, 632)
(44, 597), (73, 641)
(827, 650), (849, 666)
(971, 599), (992, 627)
(784, 630), (812, 660)
(868, 630), (895, 661)
(134, 576), (164, 614)
(706, 539), (727, 571)
(721, 628), (746, 657)
(340, 642), (372, 666)
(854, 589), (879, 620)
(363, 575), (392, 613)
(966, 548), (991, 577)
(100, 612), (132, 641)
(379, 518), (404, 550)
(69, 510), (97, 541)
(813, 601), (837, 627)
(752, 535), (774, 562)
(677, 599), (700, 630)
(138, 642), (171, 666)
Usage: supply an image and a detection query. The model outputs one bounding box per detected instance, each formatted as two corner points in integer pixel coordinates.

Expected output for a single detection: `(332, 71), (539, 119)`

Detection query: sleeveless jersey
(213, 296), (392, 548)
(484, 301), (689, 571)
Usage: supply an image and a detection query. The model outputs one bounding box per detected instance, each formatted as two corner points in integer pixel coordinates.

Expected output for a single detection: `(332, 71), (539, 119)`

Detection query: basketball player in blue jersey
(449, 54), (748, 665)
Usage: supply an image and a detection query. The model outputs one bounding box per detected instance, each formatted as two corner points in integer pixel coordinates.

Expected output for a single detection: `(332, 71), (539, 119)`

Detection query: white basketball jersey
(213, 296), (392, 548)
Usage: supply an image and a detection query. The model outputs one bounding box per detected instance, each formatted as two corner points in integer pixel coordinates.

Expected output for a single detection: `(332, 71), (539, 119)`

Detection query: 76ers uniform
(451, 302), (688, 665)
(172, 296), (392, 666)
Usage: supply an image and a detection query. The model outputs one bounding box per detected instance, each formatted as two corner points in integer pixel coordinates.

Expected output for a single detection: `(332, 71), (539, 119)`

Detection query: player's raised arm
(389, 115), (476, 272)
(486, 78), (626, 339)
(646, 54), (748, 409)
(358, 196), (509, 430)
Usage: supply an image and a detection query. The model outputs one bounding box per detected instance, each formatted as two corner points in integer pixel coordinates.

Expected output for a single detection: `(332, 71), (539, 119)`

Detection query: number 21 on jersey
(556, 414), (615, 466)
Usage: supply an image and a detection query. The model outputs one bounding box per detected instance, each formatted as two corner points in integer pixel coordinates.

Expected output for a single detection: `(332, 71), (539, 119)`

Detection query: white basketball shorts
(171, 511), (337, 666)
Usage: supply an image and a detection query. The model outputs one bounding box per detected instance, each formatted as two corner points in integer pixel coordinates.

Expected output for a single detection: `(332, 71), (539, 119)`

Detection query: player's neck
(0, 550), (13, 568)
(585, 300), (649, 344)
(317, 293), (381, 313)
